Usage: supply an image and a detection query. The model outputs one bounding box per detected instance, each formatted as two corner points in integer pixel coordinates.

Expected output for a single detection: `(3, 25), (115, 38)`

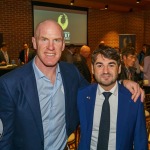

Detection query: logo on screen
(58, 13), (68, 30)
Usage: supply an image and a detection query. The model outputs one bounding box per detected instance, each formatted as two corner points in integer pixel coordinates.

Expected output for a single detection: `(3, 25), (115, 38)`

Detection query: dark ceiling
(32, 0), (150, 12)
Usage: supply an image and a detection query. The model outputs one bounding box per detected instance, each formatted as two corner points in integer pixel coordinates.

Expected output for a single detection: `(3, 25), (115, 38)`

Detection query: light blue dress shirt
(33, 60), (67, 150)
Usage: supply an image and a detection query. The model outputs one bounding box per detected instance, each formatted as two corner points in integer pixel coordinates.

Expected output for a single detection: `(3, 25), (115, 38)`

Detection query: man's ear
(91, 64), (94, 75)
(118, 65), (121, 74)
(32, 37), (37, 50)
(62, 40), (65, 52)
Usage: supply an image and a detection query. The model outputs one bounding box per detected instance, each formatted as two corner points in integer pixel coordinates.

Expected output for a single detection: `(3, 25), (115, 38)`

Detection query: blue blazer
(77, 83), (148, 150)
(0, 60), (89, 150)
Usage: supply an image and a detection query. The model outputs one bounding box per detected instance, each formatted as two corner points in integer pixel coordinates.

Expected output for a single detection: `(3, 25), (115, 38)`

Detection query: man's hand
(123, 80), (145, 102)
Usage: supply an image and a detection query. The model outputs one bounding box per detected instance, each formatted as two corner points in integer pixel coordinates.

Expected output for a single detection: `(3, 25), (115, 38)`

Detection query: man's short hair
(121, 47), (136, 57)
(68, 44), (75, 49)
(92, 45), (121, 66)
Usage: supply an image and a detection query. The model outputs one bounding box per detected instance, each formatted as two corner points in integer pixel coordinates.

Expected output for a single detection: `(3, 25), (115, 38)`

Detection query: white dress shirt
(90, 82), (118, 150)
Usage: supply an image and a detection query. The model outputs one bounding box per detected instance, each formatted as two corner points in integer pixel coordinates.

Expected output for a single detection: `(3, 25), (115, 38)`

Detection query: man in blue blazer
(0, 20), (145, 150)
(0, 20), (89, 150)
(77, 46), (148, 150)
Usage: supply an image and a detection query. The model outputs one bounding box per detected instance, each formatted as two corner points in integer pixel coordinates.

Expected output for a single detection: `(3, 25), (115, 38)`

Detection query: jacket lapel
(85, 84), (98, 143)
(59, 62), (73, 115)
(20, 62), (44, 140)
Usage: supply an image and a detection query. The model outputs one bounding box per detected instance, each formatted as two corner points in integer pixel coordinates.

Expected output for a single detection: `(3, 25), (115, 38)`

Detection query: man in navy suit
(18, 43), (36, 65)
(0, 20), (145, 150)
(77, 46), (148, 150)
(0, 19), (90, 150)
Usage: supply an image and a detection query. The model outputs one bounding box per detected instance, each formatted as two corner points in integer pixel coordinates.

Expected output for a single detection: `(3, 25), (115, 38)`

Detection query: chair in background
(146, 117), (150, 149)
(67, 132), (76, 150)
(67, 125), (80, 150)
(144, 94), (150, 149)
(144, 94), (150, 113)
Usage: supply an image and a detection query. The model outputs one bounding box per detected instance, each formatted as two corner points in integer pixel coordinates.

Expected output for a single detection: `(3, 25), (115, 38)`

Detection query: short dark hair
(121, 46), (136, 57)
(1, 42), (7, 48)
(68, 44), (75, 49)
(91, 45), (121, 66)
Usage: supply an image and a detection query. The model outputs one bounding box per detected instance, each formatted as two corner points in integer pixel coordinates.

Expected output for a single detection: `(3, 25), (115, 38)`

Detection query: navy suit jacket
(77, 83), (148, 150)
(0, 60), (89, 150)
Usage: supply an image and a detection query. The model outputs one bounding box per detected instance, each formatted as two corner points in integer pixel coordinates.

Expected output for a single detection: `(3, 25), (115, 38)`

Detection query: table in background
(0, 64), (18, 76)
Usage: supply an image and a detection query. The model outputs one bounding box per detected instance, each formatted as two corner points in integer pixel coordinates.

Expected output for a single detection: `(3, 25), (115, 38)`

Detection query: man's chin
(45, 63), (57, 67)
(44, 60), (59, 67)
(99, 80), (116, 87)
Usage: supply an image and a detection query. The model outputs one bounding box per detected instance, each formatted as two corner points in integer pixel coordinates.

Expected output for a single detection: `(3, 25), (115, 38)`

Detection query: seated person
(18, 43), (36, 65)
(0, 42), (10, 66)
(118, 46), (139, 82)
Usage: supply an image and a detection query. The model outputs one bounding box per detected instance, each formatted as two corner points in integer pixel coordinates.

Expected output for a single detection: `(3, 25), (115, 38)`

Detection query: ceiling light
(105, 5), (108, 10)
(136, 0), (141, 3)
(70, 0), (74, 5)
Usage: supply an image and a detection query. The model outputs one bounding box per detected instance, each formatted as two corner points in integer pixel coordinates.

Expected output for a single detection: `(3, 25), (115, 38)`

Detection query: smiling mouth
(102, 73), (111, 77)
(46, 53), (55, 56)
(102, 74), (111, 79)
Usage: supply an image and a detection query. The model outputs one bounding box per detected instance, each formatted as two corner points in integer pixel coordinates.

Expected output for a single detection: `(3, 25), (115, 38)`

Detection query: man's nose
(47, 41), (55, 50)
(103, 66), (109, 73)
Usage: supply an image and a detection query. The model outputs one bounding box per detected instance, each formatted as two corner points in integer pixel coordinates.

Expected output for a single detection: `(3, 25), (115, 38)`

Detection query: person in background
(0, 19), (145, 150)
(137, 44), (147, 80)
(0, 42), (10, 65)
(60, 44), (76, 63)
(99, 40), (105, 47)
(134, 52), (141, 75)
(138, 44), (147, 67)
(77, 46), (148, 150)
(18, 43), (36, 65)
(118, 46), (139, 82)
(142, 45), (150, 94)
(74, 45), (92, 83)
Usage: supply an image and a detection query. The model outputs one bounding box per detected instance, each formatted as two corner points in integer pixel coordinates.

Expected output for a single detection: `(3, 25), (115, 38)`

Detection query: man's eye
(97, 64), (103, 68)
(109, 64), (115, 67)
(41, 38), (47, 41)
(54, 39), (62, 43)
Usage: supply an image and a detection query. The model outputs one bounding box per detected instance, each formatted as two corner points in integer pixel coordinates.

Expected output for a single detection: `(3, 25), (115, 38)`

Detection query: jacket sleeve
(133, 101), (148, 149)
(0, 78), (14, 150)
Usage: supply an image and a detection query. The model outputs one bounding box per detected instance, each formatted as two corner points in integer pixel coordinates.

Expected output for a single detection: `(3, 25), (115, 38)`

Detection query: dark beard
(95, 73), (118, 87)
